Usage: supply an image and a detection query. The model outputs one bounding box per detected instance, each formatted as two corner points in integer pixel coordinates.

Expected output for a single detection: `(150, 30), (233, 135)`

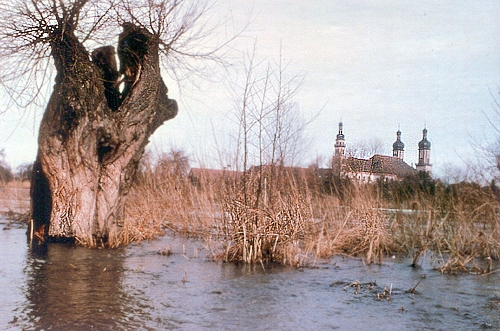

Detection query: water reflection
(19, 243), (147, 330)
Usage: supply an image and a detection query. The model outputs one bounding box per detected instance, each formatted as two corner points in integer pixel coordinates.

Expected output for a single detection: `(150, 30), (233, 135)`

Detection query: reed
(390, 181), (500, 273)
(121, 151), (223, 246)
(431, 184), (500, 273)
(217, 166), (311, 265)
(118, 150), (500, 271)
(4, 148), (497, 270)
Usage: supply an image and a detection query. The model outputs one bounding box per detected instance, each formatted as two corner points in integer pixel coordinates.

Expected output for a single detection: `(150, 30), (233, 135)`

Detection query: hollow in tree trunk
(29, 22), (178, 247)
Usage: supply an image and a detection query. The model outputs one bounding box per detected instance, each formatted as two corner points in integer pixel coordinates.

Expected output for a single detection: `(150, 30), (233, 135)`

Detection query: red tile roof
(333, 154), (416, 179)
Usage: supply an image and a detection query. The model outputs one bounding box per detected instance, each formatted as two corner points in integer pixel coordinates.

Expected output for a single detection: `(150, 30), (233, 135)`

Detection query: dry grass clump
(347, 188), (393, 264)
(433, 189), (500, 274)
(307, 185), (395, 265)
(122, 151), (218, 244)
(218, 167), (312, 265)
(220, 194), (311, 265)
(351, 206), (390, 264)
(391, 183), (500, 273)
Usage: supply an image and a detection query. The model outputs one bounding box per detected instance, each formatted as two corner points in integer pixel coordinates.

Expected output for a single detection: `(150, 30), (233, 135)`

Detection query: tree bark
(30, 22), (177, 247)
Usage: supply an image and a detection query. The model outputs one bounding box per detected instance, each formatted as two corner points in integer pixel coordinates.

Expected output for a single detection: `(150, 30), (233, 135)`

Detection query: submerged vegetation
(118, 149), (500, 274)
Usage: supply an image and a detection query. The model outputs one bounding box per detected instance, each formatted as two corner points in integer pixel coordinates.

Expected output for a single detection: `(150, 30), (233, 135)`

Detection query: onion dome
(418, 128), (431, 149)
(392, 130), (404, 150)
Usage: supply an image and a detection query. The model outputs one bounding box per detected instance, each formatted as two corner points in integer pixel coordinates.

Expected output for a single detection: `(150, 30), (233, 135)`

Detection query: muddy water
(1, 218), (499, 331)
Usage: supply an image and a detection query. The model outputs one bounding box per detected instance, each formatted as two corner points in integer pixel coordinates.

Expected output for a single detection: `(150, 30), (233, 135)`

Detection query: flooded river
(1, 217), (499, 330)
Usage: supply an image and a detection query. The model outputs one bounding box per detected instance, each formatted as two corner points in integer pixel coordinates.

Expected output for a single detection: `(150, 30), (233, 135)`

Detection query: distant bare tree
(230, 47), (307, 169)
(227, 44), (312, 206)
(15, 162), (33, 182)
(156, 149), (190, 179)
(0, 149), (13, 183)
(474, 88), (500, 183)
(347, 137), (385, 159)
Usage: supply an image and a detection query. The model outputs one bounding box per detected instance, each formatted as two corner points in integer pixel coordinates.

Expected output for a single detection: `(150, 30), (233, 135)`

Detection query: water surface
(1, 217), (498, 330)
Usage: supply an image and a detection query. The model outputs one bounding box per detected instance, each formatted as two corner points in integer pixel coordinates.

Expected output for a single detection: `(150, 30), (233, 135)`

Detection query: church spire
(334, 121), (345, 157)
(392, 129), (405, 160)
(416, 127), (432, 174)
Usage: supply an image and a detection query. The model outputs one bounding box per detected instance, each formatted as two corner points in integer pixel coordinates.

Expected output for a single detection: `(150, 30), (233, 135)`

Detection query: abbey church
(331, 122), (432, 182)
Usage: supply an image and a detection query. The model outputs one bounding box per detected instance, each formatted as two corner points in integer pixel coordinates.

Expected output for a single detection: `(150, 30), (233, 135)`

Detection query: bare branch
(0, 0), (245, 113)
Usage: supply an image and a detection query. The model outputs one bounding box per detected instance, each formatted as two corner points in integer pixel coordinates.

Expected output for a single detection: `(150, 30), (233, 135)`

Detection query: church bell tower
(392, 130), (405, 161)
(416, 128), (432, 174)
(334, 122), (346, 157)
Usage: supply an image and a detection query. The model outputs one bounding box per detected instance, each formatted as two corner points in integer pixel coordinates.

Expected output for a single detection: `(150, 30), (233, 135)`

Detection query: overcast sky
(1, 0), (500, 178)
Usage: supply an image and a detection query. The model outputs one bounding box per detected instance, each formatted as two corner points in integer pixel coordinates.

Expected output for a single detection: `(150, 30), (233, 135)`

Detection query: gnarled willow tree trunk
(29, 22), (177, 247)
